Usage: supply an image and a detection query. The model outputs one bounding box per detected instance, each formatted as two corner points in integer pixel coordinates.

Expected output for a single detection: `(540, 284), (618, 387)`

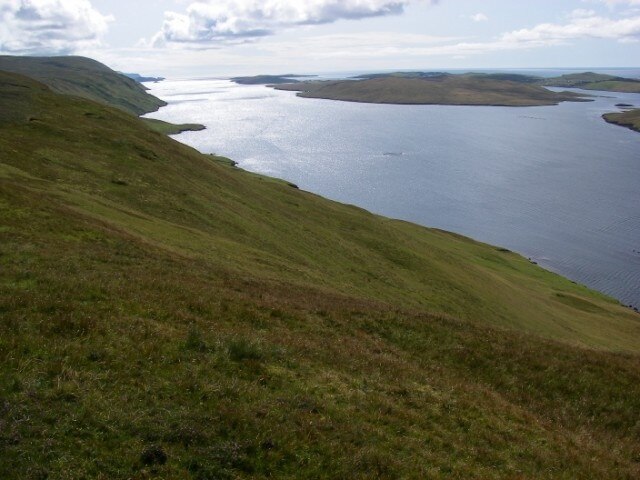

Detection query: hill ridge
(0, 55), (166, 115)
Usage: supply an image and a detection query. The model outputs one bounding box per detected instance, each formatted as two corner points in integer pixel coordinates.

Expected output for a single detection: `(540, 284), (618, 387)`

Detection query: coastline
(142, 117), (206, 135)
(277, 90), (585, 107)
(270, 78), (588, 107)
(145, 80), (640, 311)
(602, 109), (640, 133)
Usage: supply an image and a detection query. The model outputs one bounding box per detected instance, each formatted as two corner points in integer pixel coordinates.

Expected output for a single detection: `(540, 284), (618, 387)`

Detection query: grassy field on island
(274, 73), (587, 106)
(604, 108), (640, 133)
(2, 61), (640, 479)
(540, 72), (640, 93)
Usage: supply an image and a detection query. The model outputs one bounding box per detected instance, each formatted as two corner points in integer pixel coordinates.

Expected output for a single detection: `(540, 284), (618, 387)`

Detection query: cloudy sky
(1, 0), (639, 76)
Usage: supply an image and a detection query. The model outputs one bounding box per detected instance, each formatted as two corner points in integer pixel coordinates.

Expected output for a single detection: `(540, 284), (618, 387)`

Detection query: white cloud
(266, 11), (640, 62)
(595, 0), (640, 6)
(0, 0), (112, 55)
(152, 0), (423, 47)
(470, 13), (488, 22)
(257, 32), (464, 58)
(569, 9), (597, 18)
(501, 10), (640, 44)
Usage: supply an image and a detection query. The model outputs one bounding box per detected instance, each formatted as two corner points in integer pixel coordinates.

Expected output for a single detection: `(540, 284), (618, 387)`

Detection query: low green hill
(232, 75), (301, 85)
(604, 108), (640, 132)
(1, 69), (640, 478)
(540, 72), (640, 93)
(275, 74), (586, 106)
(0, 55), (166, 115)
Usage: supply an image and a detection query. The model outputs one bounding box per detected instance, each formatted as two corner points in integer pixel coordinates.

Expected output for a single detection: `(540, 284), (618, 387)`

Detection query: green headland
(603, 108), (640, 133)
(142, 118), (207, 135)
(2, 57), (640, 478)
(272, 73), (588, 106)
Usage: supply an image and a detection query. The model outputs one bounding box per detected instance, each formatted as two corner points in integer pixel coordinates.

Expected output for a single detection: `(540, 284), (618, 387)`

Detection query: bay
(145, 77), (640, 308)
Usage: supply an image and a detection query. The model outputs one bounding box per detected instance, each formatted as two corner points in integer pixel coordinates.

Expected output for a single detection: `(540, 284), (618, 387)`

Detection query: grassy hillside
(0, 55), (166, 115)
(540, 72), (640, 93)
(2, 70), (640, 478)
(275, 74), (586, 106)
(603, 108), (640, 133)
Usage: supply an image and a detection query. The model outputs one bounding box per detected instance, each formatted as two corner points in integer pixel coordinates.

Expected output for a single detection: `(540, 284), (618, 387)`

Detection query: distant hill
(232, 74), (317, 85)
(123, 72), (165, 83)
(274, 73), (588, 106)
(540, 72), (620, 86)
(353, 71), (450, 80)
(539, 72), (640, 93)
(232, 75), (300, 85)
(469, 72), (540, 83)
(0, 55), (166, 115)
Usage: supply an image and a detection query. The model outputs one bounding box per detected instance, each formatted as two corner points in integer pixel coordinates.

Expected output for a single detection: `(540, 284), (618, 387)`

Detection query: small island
(273, 72), (588, 106)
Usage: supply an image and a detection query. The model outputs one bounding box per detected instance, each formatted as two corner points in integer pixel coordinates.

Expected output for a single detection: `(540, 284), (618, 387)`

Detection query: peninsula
(142, 117), (207, 135)
(272, 72), (588, 106)
(603, 108), (640, 133)
(231, 74), (315, 85)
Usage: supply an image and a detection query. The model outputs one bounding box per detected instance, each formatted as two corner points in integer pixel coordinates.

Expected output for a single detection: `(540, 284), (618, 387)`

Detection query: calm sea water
(144, 78), (640, 308)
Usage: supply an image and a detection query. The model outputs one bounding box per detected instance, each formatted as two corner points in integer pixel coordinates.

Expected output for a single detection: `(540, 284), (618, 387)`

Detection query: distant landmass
(232, 74), (317, 85)
(352, 71), (640, 93)
(539, 72), (640, 93)
(273, 72), (588, 107)
(123, 72), (165, 83)
(263, 71), (640, 129)
(353, 71), (450, 80)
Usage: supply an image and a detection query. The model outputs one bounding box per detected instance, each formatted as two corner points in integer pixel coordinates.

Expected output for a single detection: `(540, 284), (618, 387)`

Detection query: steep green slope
(1, 70), (635, 349)
(2, 71), (640, 478)
(0, 55), (166, 115)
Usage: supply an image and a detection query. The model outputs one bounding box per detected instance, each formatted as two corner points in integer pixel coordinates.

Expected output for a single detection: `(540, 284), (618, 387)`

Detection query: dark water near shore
(145, 79), (640, 308)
